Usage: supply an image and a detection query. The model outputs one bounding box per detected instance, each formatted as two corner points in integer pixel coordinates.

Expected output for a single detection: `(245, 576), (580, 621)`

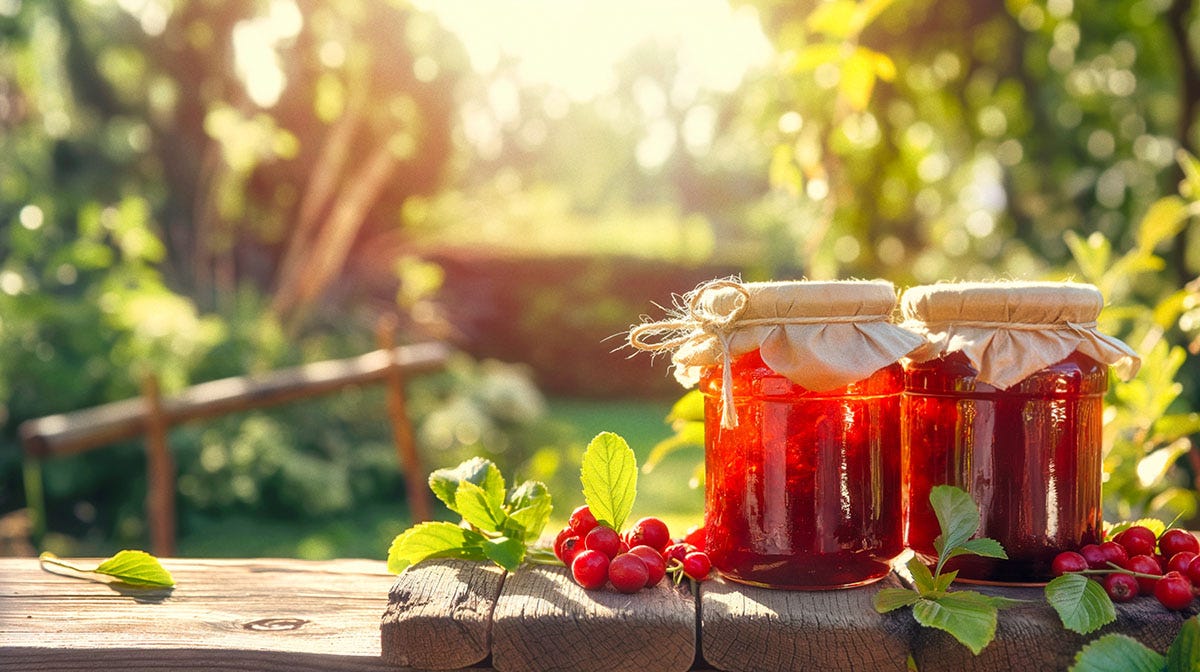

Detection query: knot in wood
(241, 617), (310, 631)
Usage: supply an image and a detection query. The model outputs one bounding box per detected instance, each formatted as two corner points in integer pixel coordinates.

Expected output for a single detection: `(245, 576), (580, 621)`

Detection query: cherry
(1116, 526), (1158, 558)
(1154, 571), (1194, 611)
(1160, 529), (1200, 558)
(1097, 541), (1128, 569)
(558, 535), (583, 565)
(1168, 552), (1198, 576)
(569, 506), (599, 537)
(554, 528), (578, 561)
(684, 525), (706, 551)
(609, 553), (651, 593)
(1079, 544), (1107, 570)
(627, 517), (672, 552)
(584, 525), (621, 559)
(1051, 551), (1088, 577)
(1103, 573), (1139, 603)
(628, 545), (667, 587)
(682, 551), (712, 581)
(1123, 554), (1163, 596)
(1188, 556), (1200, 586)
(571, 549), (610, 590)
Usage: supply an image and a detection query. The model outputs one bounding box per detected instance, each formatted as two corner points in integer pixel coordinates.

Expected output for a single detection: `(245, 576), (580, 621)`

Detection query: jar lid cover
(630, 278), (924, 428)
(901, 281), (1140, 389)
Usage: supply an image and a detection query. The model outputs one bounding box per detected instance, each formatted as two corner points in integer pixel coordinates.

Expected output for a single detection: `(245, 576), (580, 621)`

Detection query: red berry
(559, 536), (583, 565)
(1117, 526), (1158, 558)
(682, 551), (712, 581)
(1124, 554), (1163, 596)
(627, 517), (672, 552)
(1103, 573), (1139, 603)
(569, 506), (599, 536)
(1168, 552), (1198, 576)
(1097, 541), (1128, 569)
(1160, 529), (1200, 558)
(1154, 571), (1195, 611)
(628, 545), (667, 587)
(609, 553), (650, 593)
(684, 526), (706, 551)
(571, 549), (610, 590)
(584, 525), (621, 559)
(1187, 556), (1200, 586)
(663, 543), (695, 566)
(553, 528), (576, 560)
(1051, 551), (1089, 577)
(1080, 544), (1107, 570)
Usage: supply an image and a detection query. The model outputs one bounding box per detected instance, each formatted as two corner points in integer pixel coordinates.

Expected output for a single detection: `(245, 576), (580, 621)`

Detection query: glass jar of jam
(900, 282), (1140, 583)
(701, 350), (905, 589)
(629, 279), (924, 589)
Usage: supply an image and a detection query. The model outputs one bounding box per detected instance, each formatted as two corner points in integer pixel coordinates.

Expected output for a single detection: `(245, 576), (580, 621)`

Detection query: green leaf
(1065, 230), (1112, 284)
(643, 421), (704, 473)
(506, 480), (553, 543)
(482, 537), (526, 572)
(1166, 616), (1200, 672)
(581, 432), (638, 532)
(666, 390), (705, 423)
(911, 592), (1000, 655)
(839, 50), (878, 111)
(1045, 573), (1117, 635)
(874, 587), (921, 613)
(942, 537), (1009, 564)
(932, 569), (959, 594)
(1136, 196), (1187, 253)
(454, 481), (506, 533)
(1069, 634), (1165, 672)
(386, 522), (487, 574)
(429, 457), (506, 515)
(788, 43), (847, 73)
(929, 485), (982, 574)
(1107, 518), (1168, 540)
(906, 556), (937, 594)
(40, 550), (175, 588)
(806, 0), (860, 38)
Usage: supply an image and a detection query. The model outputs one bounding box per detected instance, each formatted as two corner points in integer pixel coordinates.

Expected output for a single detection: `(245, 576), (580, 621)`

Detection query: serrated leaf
(929, 485), (982, 574)
(932, 569), (959, 594)
(1069, 633), (1165, 672)
(943, 537), (1008, 564)
(1166, 616), (1200, 672)
(874, 587), (921, 613)
(506, 480), (553, 543)
(911, 592), (1000, 655)
(454, 481), (506, 533)
(92, 550), (175, 587)
(1107, 518), (1168, 540)
(429, 457), (505, 515)
(581, 432), (638, 531)
(386, 522), (487, 574)
(482, 536), (526, 571)
(1045, 573), (1117, 635)
(907, 556), (937, 594)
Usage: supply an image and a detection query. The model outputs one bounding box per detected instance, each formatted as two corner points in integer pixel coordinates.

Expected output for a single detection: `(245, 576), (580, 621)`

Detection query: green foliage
(580, 432), (639, 532)
(40, 550), (174, 588)
(1068, 616), (1200, 672)
(1044, 573), (1116, 635)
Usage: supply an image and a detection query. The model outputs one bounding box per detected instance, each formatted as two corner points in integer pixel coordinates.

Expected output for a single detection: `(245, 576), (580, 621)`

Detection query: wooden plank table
(1, 557), (1194, 671)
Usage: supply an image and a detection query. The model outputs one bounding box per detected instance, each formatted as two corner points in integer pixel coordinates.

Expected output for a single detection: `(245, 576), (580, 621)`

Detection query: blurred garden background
(1, 0), (1199, 559)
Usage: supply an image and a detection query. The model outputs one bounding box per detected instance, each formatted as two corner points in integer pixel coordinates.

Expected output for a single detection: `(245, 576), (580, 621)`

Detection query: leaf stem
(1069, 564), (1165, 581)
(38, 552), (93, 574)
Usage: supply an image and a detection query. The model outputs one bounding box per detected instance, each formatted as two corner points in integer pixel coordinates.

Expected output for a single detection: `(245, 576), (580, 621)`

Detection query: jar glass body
(701, 350), (905, 590)
(902, 351), (1108, 582)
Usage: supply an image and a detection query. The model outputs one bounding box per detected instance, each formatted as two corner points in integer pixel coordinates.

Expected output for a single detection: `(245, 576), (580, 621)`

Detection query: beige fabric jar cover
(901, 281), (1141, 389)
(629, 278), (925, 428)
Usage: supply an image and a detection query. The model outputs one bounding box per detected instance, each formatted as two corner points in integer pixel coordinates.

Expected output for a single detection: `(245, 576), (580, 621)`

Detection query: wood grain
(0, 557), (399, 671)
(700, 574), (915, 672)
(380, 560), (505, 669)
(491, 565), (696, 672)
(909, 582), (1197, 672)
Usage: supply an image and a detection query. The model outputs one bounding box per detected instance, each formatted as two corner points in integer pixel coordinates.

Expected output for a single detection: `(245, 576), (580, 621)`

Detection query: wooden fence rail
(18, 339), (452, 555)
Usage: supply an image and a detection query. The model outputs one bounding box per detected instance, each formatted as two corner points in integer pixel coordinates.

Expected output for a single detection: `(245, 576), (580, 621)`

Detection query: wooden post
(375, 318), (433, 524)
(140, 373), (175, 557)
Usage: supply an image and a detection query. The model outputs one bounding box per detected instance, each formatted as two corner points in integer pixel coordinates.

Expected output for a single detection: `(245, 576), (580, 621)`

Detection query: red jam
(903, 351), (1108, 582)
(701, 349), (905, 589)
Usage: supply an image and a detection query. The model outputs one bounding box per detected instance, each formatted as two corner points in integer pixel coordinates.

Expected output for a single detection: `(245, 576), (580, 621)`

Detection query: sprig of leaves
(1068, 615), (1198, 672)
(39, 550), (175, 588)
(387, 457), (552, 573)
(874, 485), (1014, 654)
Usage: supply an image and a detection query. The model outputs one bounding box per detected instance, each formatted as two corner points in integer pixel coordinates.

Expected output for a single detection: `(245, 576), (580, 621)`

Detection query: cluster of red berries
(1051, 526), (1200, 611)
(552, 505), (712, 593)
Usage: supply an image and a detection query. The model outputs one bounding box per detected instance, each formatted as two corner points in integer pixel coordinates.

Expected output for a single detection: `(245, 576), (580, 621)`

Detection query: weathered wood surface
(19, 341), (450, 458)
(490, 564), (696, 672)
(910, 581), (1198, 672)
(0, 557), (416, 671)
(381, 560), (506, 669)
(701, 574), (915, 672)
